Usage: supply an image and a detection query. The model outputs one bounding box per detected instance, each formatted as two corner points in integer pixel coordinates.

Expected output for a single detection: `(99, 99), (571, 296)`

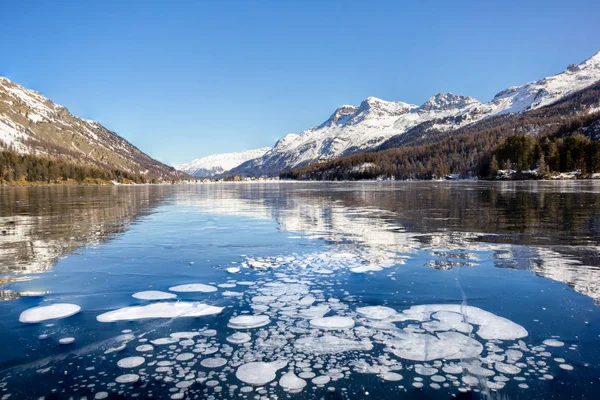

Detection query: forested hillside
(0, 150), (155, 185)
(0, 77), (183, 183)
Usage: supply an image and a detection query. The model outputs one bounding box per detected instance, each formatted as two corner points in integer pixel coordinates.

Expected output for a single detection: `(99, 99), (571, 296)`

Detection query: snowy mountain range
(175, 147), (271, 178)
(0, 77), (181, 181)
(220, 50), (600, 177)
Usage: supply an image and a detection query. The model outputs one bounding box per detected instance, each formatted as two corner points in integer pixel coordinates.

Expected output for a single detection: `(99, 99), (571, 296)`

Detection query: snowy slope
(231, 50), (600, 176)
(0, 77), (180, 180)
(175, 147), (271, 177)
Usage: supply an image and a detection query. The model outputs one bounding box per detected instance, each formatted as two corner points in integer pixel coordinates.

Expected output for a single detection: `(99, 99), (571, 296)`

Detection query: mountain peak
(357, 96), (415, 116)
(419, 93), (480, 112)
(273, 133), (299, 148)
(320, 104), (358, 127)
(567, 49), (600, 72)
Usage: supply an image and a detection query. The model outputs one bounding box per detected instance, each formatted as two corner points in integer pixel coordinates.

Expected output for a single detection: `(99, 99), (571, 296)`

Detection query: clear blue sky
(1, 0), (599, 165)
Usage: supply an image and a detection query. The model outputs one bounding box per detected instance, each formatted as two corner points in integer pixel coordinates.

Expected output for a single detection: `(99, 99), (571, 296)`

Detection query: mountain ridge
(175, 147), (271, 178)
(0, 76), (182, 182)
(227, 50), (600, 177)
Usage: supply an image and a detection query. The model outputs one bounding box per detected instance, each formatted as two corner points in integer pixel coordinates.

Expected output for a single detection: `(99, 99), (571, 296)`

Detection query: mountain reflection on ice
(177, 181), (600, 304)
(0, 181), (598, 399)
(0, 185), (171, 300)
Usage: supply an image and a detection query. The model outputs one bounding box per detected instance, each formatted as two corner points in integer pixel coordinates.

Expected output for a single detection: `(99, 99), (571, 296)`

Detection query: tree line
(0, 150), (152, 184)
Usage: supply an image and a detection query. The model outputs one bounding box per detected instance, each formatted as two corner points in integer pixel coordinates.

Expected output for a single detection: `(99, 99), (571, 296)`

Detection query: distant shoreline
(2, 177), (599, 188)
(0, 179), (191, 188)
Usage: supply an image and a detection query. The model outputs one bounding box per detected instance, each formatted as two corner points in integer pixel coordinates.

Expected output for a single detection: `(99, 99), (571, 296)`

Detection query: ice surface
(19, 303), (81, 323)
(168, 283), (218, 293)
(58, 337), (75, 345)
(97, 302), (223, 322)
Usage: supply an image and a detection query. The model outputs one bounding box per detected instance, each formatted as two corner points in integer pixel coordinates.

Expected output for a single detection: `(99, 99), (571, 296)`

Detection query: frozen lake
(0, 181), (599, 399)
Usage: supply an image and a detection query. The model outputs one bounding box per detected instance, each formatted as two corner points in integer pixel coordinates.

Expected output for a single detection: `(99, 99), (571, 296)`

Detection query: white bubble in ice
(19, 303), (81, 323)
(228, 315), (270, 329)
(401, 304), (528, 340)
(136, 344), (154, 352)
(226, 332), (251, 344)
(175, 353), (195, 361)
(462, 375), (479, 386)
(356, 306), (397, 320)
(415, 365), (438, 376)
(295, 335), (373, 354)
(350, 265), (383, 273)
(117, 356), (145, 368)
(543, 339), (565, 347)
(309, 316), (354, 330)
(222, 291), (244, 297)
(200, 357), (227, 368)
(385, 331), (482, 361)
(151, 337), (179, 346)
(97, 302), (223, 322)
(494, 362), (521, 375)
(380, 372), (403, 381)
(235, 361), (287, 386)
(132, 291), (177, 300)
(279, 372), (307, 392)
(311, 375), (331, 386)
(168, 283), (218, 293)
(115, 374), (140, 384)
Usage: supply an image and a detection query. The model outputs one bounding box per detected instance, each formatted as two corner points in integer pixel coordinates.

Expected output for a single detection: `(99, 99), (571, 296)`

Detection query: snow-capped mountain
(231, 50), (600, 176)
(175, 147), (271, 178)
(0, 77), (181, 181)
